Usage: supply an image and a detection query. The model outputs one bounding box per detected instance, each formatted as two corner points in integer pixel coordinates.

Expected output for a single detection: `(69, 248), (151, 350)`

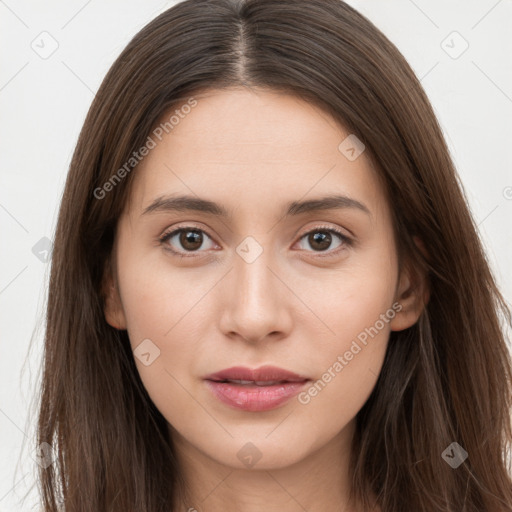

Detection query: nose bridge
(235, 247), (273, 308)
(220, 237), (291, 342)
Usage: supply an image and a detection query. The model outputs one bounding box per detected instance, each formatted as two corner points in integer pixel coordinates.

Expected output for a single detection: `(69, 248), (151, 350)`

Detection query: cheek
(294, 241), (397, 418)
(116, 254), (216, 410)
(302, 235), (398, 349)
(119, 251), (207, 342)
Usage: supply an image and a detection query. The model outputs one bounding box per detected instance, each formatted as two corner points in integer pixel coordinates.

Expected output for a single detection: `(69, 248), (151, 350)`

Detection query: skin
(103, 87), (428, 512)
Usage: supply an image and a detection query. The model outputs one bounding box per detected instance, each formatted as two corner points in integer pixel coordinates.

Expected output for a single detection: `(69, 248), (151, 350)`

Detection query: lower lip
(204, 380), (309, 412)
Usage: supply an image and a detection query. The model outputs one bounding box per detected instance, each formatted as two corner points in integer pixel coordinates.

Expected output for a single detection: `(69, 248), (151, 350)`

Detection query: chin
(203, 434), (315, 471)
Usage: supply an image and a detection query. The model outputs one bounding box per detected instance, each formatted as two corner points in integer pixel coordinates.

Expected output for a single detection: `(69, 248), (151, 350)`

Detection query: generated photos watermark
(93, 97), (198, 200)
(298, 301), (403, 404)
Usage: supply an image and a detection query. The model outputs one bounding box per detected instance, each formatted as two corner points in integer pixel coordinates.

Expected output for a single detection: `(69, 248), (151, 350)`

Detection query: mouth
(204, 364), (310, 383)
(206, 378), (308, 386)
(203, 365), (311, 411)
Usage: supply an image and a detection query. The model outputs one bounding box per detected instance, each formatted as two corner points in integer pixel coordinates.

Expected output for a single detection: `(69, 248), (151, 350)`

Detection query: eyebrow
(141, 193), (371, 219)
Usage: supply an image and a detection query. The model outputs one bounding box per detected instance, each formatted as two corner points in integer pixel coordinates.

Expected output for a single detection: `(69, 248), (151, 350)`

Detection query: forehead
(125, 87), (388, 222)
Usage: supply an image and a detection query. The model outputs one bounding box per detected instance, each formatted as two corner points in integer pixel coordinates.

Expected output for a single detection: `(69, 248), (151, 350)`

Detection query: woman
(36, 0), (512, 510)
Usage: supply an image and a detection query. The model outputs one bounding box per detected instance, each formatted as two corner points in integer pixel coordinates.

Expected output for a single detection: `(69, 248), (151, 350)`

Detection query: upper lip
(204, 365), (310, 383)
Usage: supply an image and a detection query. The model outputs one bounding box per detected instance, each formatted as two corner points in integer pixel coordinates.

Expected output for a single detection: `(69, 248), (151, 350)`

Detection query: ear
(390, 237), (430, 332)
(102, 259), (127, 331)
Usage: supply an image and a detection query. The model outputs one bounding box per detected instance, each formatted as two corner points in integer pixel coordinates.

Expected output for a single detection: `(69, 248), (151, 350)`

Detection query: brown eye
(160, 227), (216, 256)
(178, 230), (203, 251)
(296, 227), (352, 256)
(307, 231), (332, 251)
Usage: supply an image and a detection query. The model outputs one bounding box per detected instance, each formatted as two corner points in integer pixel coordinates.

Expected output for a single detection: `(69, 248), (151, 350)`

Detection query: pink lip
(204, 365), (310, 412)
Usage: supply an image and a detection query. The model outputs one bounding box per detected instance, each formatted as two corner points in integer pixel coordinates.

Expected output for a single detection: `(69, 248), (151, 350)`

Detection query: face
(104, 87), (424, 471)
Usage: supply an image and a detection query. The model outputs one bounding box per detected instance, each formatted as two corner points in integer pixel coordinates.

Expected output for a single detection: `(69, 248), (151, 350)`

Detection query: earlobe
(390, 247), (430, 332)
(102, 274), (127, 331)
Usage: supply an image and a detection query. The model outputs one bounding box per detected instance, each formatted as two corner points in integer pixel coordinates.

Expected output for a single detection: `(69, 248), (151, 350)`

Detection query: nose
(218, 245), (293, 344)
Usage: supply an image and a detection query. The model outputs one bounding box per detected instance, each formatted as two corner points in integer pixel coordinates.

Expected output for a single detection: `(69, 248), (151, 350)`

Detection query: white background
(1, 1), (511, 510)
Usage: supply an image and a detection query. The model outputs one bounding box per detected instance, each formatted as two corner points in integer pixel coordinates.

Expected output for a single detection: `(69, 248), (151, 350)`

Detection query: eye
(295, 226), (352, 257)
(159, 227), (217, 257)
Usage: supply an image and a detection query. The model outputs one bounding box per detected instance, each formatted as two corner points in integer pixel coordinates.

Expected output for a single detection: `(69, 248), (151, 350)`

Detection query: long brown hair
(33, 0), (512, 510)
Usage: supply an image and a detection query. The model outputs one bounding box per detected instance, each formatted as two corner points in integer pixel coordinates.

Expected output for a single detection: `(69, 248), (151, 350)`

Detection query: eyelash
(158, 224), (353, 260)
